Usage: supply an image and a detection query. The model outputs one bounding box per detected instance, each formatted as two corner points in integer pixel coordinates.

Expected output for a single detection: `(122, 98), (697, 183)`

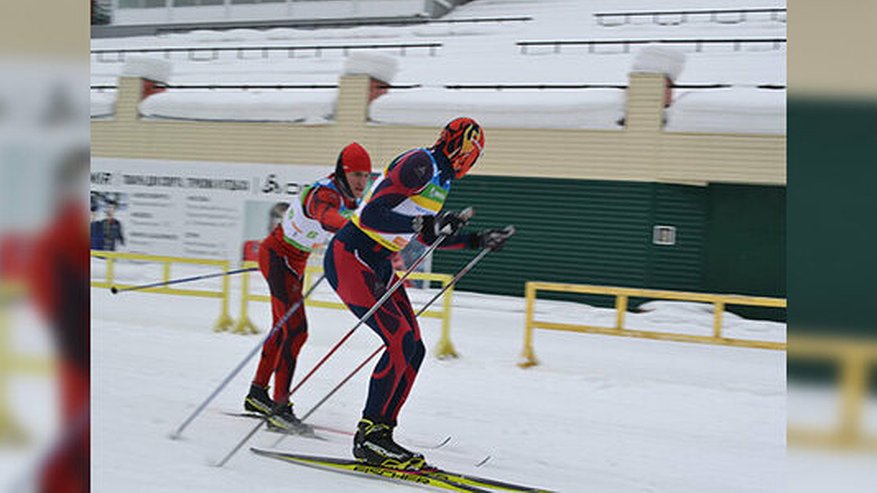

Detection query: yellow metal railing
(788, 336), (877, 451)
(90, 251), (234, 331)
(521, 281), (787, 367)
(233, 260), (262, 336)
(235, 262), (459, 358)
(0, 281), (53, 444)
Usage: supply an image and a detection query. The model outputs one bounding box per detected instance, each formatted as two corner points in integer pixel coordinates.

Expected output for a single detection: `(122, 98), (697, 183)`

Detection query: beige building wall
(92, 74), (786, 186)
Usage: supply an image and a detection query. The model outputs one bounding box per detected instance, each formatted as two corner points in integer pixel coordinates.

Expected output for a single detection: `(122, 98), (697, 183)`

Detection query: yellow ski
(251, 448), (489, 492)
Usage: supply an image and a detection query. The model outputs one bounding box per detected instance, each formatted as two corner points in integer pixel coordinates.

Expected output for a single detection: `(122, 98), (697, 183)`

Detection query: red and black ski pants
(252, 234), (309, 404)
(324, 225), (425, 426)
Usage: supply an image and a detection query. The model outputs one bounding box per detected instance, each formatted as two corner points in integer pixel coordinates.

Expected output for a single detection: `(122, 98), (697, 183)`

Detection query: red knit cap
(339, 142), (372, 174)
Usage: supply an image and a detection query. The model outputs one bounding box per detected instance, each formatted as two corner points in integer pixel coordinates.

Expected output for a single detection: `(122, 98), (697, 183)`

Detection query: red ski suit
(252, 177), (357, 403)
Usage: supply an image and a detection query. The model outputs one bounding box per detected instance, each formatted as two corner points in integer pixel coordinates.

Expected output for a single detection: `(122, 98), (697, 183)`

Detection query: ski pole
(169, 274), (326, 440)
(215, 228), (454, 467)
(272, 243), (499, 448)
(280, 221), (453, 400)
(110, 266), (259, 294)
(272, 346), (383, 450)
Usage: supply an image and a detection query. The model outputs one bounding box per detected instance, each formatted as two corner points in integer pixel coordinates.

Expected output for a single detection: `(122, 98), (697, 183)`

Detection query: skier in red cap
(244, 142), (373, 434)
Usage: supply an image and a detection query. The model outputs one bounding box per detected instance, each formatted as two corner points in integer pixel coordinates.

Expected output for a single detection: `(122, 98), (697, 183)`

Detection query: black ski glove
(472, 225), (516, 251)
(413, 208), (473, 237)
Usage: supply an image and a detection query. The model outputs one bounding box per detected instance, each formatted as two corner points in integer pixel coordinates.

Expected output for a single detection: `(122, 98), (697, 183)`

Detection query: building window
(652, 225), (677, 246)
(115, 0), (169, 7)
(173, 0), (224, 6)
(118, 0), (167, 8)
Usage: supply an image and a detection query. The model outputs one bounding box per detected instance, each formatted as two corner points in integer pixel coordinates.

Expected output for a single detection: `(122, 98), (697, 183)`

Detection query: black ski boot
(353, 418), (426, 470)
(244, 384), (273, 416)
(267, 402), (315, 436)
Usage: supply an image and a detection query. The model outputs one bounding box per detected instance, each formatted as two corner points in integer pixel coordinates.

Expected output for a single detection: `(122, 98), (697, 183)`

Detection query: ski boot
(353, 418), (426, 470)
(267, 402), (315, 436)
(243, 383), (273, 416)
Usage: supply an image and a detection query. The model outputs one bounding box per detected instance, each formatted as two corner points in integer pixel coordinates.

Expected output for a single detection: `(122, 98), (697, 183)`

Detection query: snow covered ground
(90, 258), (786, 492)
(91, 0), (785, 132)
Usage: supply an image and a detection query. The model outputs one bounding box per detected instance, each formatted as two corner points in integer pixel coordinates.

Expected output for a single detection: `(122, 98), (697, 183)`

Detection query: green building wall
(432, 175), (785, 318)
(788, 99), (877, 338)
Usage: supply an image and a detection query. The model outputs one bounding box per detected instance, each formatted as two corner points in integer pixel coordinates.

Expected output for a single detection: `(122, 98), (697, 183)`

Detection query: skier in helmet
(324, 117), (514, 469)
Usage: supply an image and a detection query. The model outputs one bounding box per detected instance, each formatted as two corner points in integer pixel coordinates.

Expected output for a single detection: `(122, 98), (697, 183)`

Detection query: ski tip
(250, 447), (286, 456)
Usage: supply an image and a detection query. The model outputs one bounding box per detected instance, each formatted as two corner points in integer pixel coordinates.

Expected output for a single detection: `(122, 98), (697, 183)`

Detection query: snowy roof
(91, 0), (785, 132)
(370, 87), (625, 129)
(138, 89), (335, 124)
(667, 88), (786, 134)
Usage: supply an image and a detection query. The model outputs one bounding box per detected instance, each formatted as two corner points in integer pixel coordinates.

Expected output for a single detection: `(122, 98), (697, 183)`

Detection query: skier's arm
(305, 186), (350, 233)
(358, 150), (433, 234)
(424, 226), (516, 251)
(417, 228), (477, 250)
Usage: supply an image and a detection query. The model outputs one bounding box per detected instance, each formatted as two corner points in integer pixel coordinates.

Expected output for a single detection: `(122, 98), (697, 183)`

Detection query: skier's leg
(325, 237), (426, 469)
(325, 240), (419, 423)
(247, 247), (292, 414)
(359, 296), (423, 425)
(270, 272), (307, 404)
(382, 286), (425, 425)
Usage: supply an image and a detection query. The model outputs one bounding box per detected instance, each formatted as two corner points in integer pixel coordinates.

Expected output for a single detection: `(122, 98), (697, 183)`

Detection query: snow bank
(121, 56), (173, 83)
(632, 45), (686, 81)
(370, 87), (625, 129)
(106, 82), (786, 134)
(91, 91), (116, 118)
(343, 51), (398, 83)
(138, 89), (336, 123)
(667, 88), (786, 134)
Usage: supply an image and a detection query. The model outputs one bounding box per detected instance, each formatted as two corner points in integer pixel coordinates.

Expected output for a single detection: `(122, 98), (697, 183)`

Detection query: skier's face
(345, 171), (370, 198)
